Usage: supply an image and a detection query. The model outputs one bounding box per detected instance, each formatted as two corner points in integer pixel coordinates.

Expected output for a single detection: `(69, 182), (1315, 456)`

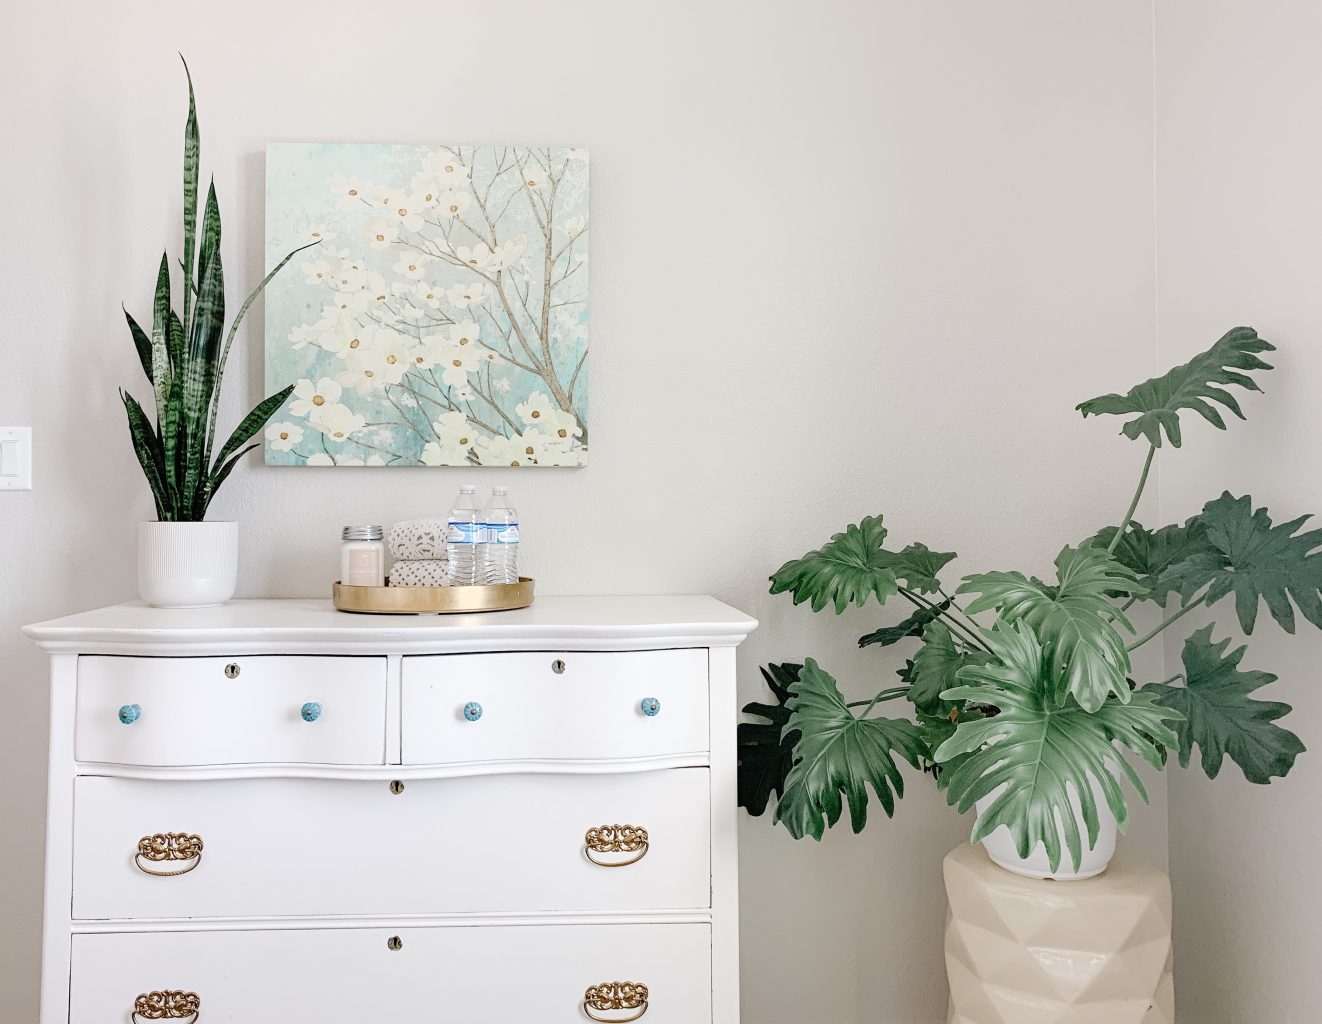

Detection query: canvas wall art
(264, 143), (589, 467)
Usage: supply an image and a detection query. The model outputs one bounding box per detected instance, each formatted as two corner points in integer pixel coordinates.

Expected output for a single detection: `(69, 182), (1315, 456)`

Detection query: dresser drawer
(73, 769), (711, 920)
(75, 655), (387, 766)
(71, 922), (711, 1023)
(402, 649), (708, 764)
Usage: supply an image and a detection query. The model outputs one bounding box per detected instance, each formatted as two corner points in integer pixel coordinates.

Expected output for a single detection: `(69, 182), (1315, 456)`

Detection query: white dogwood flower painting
(264, 143), (589, 467)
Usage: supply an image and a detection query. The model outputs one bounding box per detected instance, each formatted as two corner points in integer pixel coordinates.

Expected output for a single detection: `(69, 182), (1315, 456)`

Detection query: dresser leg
(39, 655), (75, 1024)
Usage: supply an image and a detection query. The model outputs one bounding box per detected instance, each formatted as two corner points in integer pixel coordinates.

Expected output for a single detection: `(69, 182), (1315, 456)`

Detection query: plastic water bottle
(446, 484), (484, 586)
(482, 486), (520, 584)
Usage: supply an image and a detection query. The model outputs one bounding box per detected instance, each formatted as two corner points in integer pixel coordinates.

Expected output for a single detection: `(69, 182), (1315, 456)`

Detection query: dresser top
(24, 595), (758, 655)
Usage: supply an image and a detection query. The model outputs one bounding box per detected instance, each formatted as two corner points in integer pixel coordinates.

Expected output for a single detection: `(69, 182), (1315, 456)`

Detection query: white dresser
(24, 596), (756, 1024)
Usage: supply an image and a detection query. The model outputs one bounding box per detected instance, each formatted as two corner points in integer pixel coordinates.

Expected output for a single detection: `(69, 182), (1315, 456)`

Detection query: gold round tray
(333, 577), (535, 615)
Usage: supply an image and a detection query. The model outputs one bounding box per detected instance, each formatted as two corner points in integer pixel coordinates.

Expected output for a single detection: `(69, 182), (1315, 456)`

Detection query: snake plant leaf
(737, 664), (803, 817)
(120, 390), (168, 521)
(149, 253), (172, 421)
(1089, 519), (1223, 604)
(160, 373), (184, 509)
(908, 622), (993, 714)
(770, 516), (902, 613)
(166, 309), (186, 372)
(1179, 492), (1322, 634)
(858, 600), (949, 649)
(774, 659), (927, 840)
(204, 238), (321, 471)
(1076, 326), (1275, 448)
(935, 621), (1181, 873)
(770, 516), (956, 613)
(204, 443), (259, 512)
(208, 385), (295, 491)
(1144, 626), (1304, 784)
(181, 55), (200, 338)
(124, 307), (153, 383)
(182, 230), (225, 517)
(959, 546), (1140, 711)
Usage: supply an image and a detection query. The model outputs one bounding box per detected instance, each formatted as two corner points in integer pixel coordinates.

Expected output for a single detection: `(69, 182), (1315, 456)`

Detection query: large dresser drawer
(402, 649), (709, 764)
(75, 655), (387, 766)
(73, 769), (711, 919)
(71, 922), (711, 1023)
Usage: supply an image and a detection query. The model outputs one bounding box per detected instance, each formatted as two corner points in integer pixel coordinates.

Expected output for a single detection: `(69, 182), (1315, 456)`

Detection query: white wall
(1155, 4), (1322, 1023)
(0, 2), (1161, 1020)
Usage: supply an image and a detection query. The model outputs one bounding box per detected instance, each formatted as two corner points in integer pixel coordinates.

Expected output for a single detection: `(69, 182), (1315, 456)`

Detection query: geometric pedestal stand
(944, 843), (1174, 1024)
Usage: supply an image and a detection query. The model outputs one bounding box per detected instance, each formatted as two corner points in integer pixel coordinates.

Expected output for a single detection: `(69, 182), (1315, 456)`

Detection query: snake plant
(119, 60), (313, 521)
(740, 327), (1309, 872)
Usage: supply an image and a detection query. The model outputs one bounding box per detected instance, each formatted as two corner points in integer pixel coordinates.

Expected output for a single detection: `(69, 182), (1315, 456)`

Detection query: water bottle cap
(460, 484), (477, 493)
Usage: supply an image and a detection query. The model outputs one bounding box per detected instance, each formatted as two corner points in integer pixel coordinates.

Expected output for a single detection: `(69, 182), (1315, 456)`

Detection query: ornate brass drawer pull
(584, 825), (649, 867)
(132, 990), (200, 1022)
(583, 981), (648, 1022)
(134, 833), (204, 877)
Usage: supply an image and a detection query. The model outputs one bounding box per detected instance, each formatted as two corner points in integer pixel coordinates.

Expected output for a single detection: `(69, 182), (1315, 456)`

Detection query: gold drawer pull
(135, 833), (204, 877)
(584, 825), (649, 867)
(583, 981), (648, 1022)
(132, 990), (200, 1021)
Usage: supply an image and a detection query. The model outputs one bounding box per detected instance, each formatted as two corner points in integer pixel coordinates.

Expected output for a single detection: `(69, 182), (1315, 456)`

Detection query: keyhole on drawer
(224, 663), (240, 679)
(389, 780), (405, 795)
(387, 935), (403, 951)
(552, 659), (567, 674)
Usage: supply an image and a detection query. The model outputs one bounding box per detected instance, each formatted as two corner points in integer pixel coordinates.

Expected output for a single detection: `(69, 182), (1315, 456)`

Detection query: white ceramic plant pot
(974, 772), (1118, 881)
(137, 521), (239, 608)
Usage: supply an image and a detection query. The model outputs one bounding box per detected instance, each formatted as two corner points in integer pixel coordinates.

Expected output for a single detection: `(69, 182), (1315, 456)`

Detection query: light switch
(0, 427), (31, 490)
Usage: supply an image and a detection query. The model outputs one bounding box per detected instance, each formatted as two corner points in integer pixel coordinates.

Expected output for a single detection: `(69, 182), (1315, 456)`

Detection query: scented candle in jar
(340, 526), (386, 587)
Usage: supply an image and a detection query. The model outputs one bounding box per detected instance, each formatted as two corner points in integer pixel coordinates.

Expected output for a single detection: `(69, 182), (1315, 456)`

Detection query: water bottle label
(490, 524), (520, 544)
(446, 522), (482, 544)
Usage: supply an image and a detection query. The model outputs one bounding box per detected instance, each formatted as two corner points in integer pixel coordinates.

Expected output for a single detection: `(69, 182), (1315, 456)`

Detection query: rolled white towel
(388, 518), (448, 560)
(389, 559), (450, 588)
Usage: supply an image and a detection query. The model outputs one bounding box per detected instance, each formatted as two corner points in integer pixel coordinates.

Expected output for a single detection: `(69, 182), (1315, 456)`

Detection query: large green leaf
(737, 664), (802, 817)
(908, 622), (992, 714)
(1088, 519), (1223, 604)
(959, 546), (1139, 711)
(774, 659), (927, 840)
(935, 621), (1181, 873)
(1077, 326), (1275, 448)
(770, 516), (955, 613)
(1178, 492), (1322, 635)
(858, 601), (948, 649)
(1145, 625), (1304, 783)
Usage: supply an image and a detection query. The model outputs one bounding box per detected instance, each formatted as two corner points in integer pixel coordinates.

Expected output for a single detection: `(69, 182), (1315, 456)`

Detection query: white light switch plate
(0, 427), (32, 490)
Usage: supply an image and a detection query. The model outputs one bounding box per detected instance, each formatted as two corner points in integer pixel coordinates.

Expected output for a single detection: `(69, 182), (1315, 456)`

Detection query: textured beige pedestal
(944, 843), (1174, 1024)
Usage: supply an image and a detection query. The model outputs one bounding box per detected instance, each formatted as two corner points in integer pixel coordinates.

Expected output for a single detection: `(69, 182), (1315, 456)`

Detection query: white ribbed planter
(137, 521), (238, 608)
(974, 772), (1118, 881)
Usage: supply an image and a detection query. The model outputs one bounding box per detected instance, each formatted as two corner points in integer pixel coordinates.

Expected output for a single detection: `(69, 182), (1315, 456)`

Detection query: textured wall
(0, 1), (1160, 1020)
(1155, 4), (1322, 1022)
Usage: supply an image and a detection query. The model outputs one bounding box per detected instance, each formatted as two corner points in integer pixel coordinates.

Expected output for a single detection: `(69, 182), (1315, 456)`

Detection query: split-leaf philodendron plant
(120, 60), (314, 521)
(739, 327), (1309, 873)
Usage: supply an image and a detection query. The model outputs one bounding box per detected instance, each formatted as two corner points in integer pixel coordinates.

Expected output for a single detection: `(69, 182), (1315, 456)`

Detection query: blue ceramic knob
(300, 701), (323, 723)
(463, 702), (483, 722)
(640, 697), (661, 718)
(118, 704), (142, 725)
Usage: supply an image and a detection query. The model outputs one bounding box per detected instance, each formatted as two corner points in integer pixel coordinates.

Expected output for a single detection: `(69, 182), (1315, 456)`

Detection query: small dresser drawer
(72, 922), (712, 1023)
(402, 649), (709, 764)
(75, 655), (387, 766)
(73, 769), (711, 919)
